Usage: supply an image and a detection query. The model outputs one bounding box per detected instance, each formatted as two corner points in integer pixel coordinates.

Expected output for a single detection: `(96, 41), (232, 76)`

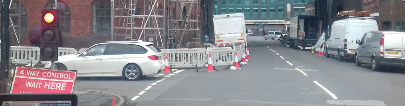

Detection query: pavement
(73, 35), (405, 106)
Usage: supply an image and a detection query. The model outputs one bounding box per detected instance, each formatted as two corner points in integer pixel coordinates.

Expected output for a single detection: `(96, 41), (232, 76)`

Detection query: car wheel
(371, 58), (380, 71)
(122, 64), (143, 81)
(355, 54), (361, 66)
(55, 63), (68, 71)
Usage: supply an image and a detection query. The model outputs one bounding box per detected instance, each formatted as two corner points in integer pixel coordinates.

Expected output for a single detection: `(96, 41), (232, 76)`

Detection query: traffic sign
(10, 67), (76, 93)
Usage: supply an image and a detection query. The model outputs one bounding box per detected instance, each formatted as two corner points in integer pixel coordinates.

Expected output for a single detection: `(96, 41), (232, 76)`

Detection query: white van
(325, 17), (378, 61)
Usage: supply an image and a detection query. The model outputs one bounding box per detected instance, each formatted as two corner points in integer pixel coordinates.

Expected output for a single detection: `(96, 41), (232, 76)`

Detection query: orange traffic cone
(112, 97), (116, 106)
(241, 50), (248, 65)
(164, 55), (170, 73)
(207, 54), (214, 72)
(318, 44), (325, 56)
(246, 47), (251, 60)
(234, 52), (241, 69)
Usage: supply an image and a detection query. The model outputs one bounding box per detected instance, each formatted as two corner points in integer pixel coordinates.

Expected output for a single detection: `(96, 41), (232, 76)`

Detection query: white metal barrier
(207, 47), (234, 66)
(10, 46), (41, 65)
(58, 47), (78, 56)
(161, 48), (207, 68)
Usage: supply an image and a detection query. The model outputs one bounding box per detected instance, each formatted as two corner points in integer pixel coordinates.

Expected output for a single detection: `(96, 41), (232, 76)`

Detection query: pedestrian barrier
(161, 48), (207, 68)
(207, 47), (234, 66)
(58, 47), (78, 56)
(234, 45), (245, 61)
(10, 46), (41, 65)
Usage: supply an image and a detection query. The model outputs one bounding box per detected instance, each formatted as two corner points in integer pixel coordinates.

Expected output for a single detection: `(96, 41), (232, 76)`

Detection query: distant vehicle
(325, 17), (378, 61)
(355, 31), (405, 71)
(53, 41), (162, 81)
(264, 31), (282, 40)
(213, 13), (247, 46)
(286, 15), (320, 50)
(247, 29), (253, 36)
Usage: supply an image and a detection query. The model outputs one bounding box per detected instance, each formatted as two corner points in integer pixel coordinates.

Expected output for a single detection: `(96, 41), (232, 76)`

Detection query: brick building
(379, 0), (405, 31)
(12, 0), (201, 49)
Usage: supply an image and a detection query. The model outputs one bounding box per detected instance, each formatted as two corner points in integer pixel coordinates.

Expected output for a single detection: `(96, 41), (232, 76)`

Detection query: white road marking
(164, 75), (171, 78)
(267, 46), (270, 48)
(151, 83), (157, 85)
(131, 96), (140, 101)
(276, 53), (279, 55)
(145, 86), (152, 90)
(158, 74), (164, 75)
(280, 56), (284, 59)
(273, 50), (276, 52)
(313, 81), (338, 99)
(295, 68), (308, 76)
(169, 74), (175, 76)
(274, 68), (318, 71)
(286, 61), (293, 66)
(326, 100), (386, 106)
(138, 91), (146, 95)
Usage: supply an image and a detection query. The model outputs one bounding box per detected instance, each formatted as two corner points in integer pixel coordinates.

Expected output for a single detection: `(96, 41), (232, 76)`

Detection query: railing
(207, 47), (234, 66)
(10, 46), (41, 65)
(161, 48), (207, 68)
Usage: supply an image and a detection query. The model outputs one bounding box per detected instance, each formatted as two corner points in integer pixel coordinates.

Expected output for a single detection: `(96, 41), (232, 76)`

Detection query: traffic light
(40, 9), (60, 61)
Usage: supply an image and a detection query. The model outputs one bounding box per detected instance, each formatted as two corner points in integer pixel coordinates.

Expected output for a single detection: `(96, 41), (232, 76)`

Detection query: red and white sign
(10, 67), (76, 93)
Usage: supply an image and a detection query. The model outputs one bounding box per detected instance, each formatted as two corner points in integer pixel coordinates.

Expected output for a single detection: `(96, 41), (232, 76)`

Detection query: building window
(229, 9), (235, 13)
(237, 8), (243, 12)
(46, 0), (71, 33)
(261, 9), (267, 20)
(221, 0), (226, 4)
(382, 21), (391, 31)
(237, 0), (242, 5)
(253, 0), (258, 4)
(395, 20), (405, 32)
(93, 0), (111, 34)
(301, 8), (305, 15)
(245, 0), (250, 5)
(278, 8), (284, 19)
(270, 8), (276, 19)
(229, 0), (234, 4)
(2, 2), (28, 44)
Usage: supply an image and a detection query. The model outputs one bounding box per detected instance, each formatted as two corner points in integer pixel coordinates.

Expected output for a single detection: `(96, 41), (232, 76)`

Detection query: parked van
(325, 17), (378, 61)
(355, 31), (405, 71)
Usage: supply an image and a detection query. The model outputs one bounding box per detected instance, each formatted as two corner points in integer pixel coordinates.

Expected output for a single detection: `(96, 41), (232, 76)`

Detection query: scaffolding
(112, 0), (166, 48)
(167, 0), (200, 48)
(112, 0), (201, 48)
(3, 0), (23, 46)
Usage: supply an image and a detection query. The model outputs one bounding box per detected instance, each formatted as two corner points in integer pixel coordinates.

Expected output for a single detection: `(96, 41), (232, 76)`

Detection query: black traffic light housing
(40, 9), (60, 61)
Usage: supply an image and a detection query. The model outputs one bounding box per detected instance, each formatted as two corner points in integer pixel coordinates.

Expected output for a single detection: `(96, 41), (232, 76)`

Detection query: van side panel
(345, 21), (379, 55)
(329, 20), (347, 55)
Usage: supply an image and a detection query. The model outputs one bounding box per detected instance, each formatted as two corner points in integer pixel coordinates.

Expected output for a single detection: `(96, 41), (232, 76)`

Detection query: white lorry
(213, 13), (247, 46)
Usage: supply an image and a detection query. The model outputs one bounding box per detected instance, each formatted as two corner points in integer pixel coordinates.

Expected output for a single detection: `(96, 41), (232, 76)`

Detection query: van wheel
(122, 64), (143, 81)
(355, 54), (361, 66)
(371, 58), (380, 71)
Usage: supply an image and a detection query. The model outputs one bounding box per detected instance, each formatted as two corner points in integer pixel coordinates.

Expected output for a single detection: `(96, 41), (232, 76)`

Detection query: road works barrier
(0, 46), (80, 66)
(207, 47), (234, 66)
(161, 48), (207, 68)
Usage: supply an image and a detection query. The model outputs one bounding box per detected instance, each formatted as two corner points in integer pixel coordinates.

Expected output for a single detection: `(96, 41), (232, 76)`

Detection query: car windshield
(1, 1), (404, 106)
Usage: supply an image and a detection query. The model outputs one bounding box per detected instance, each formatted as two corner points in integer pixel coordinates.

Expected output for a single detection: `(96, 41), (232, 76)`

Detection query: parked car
(52, 41), (162, 80)
(265, 31), (282, 40)
(355, 31), (405, 71)
(325, 17), (378, 61)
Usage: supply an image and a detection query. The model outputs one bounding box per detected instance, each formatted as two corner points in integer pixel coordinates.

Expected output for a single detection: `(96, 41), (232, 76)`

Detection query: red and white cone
(232, 52), (241, 70)
(112, 97), (116, 106)
(241, 50), (248, 65)
(246, 47), (251, 60)
(207, 54), (214, 72)
(163, 55), (171, 73)
(318, 44), (325, 56)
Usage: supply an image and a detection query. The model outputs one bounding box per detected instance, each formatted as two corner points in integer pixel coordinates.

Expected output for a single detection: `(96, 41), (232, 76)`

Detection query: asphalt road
(74, 36), (405, 106)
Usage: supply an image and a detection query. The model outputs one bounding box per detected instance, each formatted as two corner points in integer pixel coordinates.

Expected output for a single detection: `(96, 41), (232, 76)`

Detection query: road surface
(74, 36), (405, 106)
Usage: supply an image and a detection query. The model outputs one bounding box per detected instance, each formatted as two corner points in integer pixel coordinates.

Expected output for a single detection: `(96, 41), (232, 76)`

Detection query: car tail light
(226, 43), (230, 45)
(344, 39), (347, 49)
(213, 44), (217, 46)
(148, 55), (159, 60)
(298, 43), (302, 45)
(380, 34), (385, 55)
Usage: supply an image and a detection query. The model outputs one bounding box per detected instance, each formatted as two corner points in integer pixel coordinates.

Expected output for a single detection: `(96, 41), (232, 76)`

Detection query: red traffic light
(44, 12), (55, 23)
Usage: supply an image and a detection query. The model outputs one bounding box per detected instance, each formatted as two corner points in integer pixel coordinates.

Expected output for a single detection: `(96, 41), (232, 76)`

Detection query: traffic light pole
(0, 0), (11, 94)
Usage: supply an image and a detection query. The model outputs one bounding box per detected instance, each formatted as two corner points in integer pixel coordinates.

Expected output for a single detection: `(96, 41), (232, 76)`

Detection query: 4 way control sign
(10, 67), (76, 93)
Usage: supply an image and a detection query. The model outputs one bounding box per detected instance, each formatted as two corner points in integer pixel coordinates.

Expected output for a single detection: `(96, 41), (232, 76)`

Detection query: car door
(74, 44), (106, 75)
(357, 33), (368, 62)
(102, 44), (130, 75)
(362, 33), (374, 63)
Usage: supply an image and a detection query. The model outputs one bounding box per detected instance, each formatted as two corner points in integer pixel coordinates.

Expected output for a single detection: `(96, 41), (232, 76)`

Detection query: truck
(287, 15), (320, 50)
(213, 13), (247, 46)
